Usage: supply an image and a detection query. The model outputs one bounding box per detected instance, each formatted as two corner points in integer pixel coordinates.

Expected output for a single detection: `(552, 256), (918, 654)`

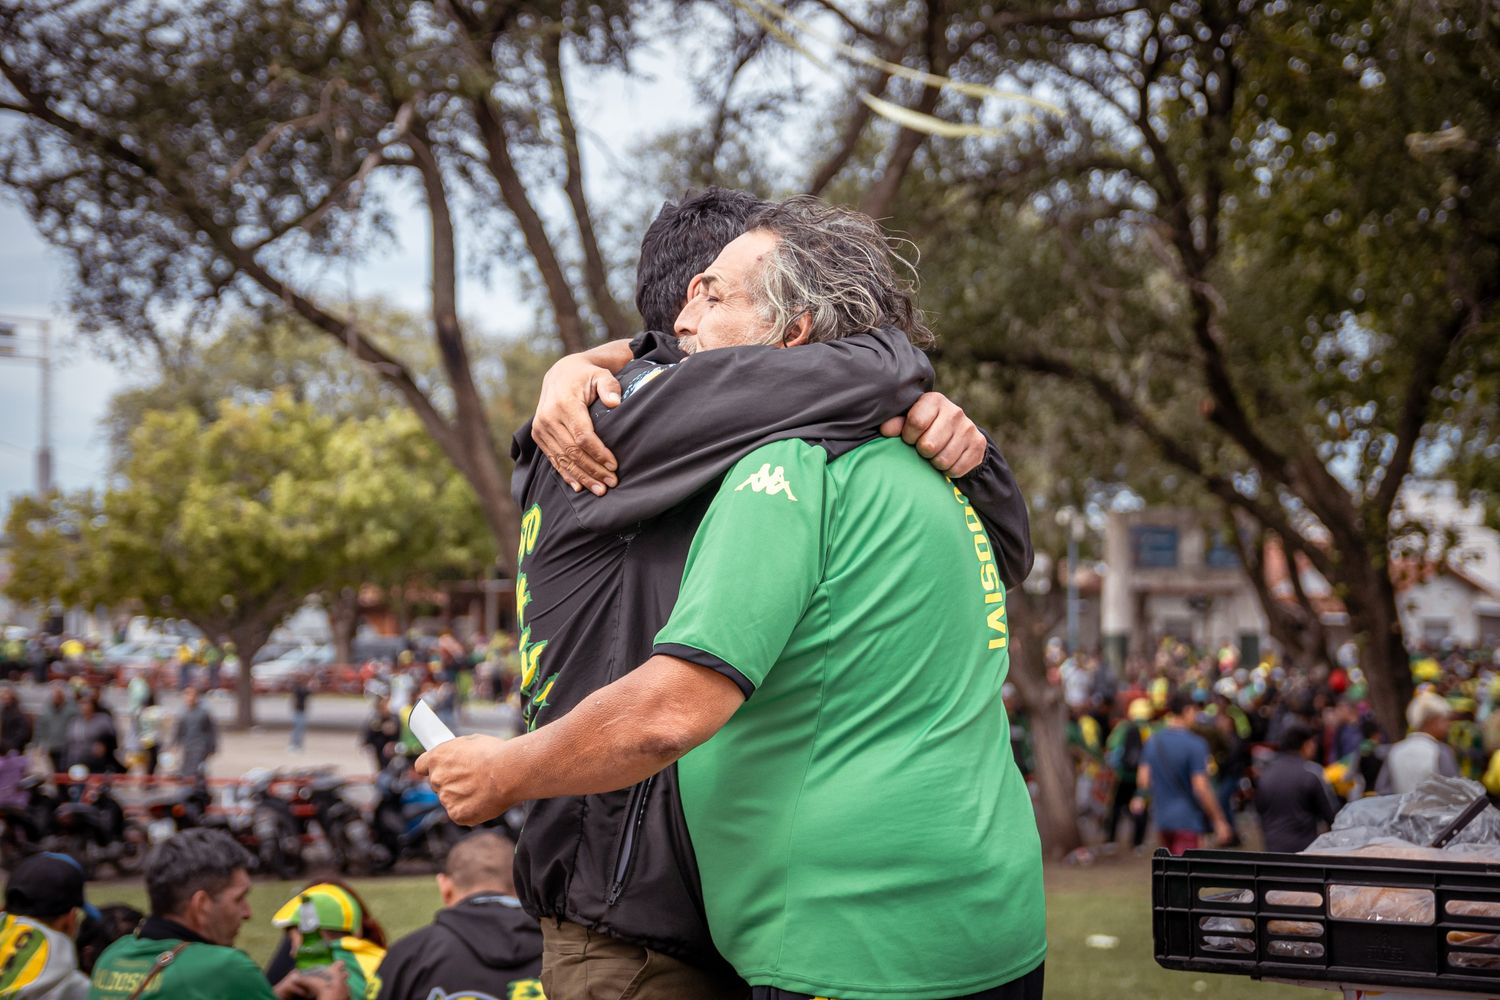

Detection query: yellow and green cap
(272, 883), (363, 936)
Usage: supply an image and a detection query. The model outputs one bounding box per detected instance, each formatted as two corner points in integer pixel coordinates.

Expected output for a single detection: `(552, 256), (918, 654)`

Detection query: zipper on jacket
(606, 776), (654, 905)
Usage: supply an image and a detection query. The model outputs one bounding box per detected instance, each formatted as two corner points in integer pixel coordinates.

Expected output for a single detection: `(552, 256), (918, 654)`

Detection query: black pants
(753, 962), (1044, 1000)
(1109, 776), (1145, 848)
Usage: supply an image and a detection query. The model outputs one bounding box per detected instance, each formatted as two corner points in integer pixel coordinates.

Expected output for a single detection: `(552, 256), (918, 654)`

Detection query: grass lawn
(1043, 860), (1316, 1000)
(93, 858), (1319, 999)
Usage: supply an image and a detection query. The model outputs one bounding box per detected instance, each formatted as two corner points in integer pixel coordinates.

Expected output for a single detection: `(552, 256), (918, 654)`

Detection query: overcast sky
(0, 37), (705, 506)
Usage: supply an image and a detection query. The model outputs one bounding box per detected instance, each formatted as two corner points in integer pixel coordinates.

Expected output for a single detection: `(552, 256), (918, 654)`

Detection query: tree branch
(541, 30), (633, 342)
(404, 120), (518, 559)
(246, 100), (415, 253)
(858, 0), (946, 219)
(976, 343), (1340, 582)
(470, 92), (589, 354)
(988, 2), (1142, 33)
(800, 0), (893, 47)
(807, 63), (891, 196)
(1372, 299), (1484, 519)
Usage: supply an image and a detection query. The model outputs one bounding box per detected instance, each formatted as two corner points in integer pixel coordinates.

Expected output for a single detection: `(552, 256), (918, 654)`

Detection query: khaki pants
(540, 919), (750, 1000)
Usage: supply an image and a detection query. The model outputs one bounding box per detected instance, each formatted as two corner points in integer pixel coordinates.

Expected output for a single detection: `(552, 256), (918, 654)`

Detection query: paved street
(13, 680), (520, 780)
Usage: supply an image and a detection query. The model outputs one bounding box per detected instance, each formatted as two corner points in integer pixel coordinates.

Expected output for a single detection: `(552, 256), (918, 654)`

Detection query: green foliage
(1, 492), (99, 611)
(4, 389), (492, 722)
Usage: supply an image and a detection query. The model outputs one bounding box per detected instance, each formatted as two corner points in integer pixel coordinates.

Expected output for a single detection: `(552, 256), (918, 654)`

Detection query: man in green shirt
(418, 195), (1045, 999)
(89, 829), (347, 1000)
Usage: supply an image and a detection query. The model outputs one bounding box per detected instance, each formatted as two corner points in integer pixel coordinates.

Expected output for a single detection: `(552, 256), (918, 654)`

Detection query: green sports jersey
(88, 934), (278, 1000)
(655, 437), (1046, 1000)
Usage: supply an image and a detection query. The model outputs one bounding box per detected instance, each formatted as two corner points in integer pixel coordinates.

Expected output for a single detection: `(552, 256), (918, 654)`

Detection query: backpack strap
(124, 941), (190, 1000)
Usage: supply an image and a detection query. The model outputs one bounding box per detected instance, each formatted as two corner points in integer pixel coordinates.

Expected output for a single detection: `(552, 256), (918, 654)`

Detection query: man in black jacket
(374, 831), (542, 1000)
(482, 188), (1031, 999)
(1255, 724), (1342, 853)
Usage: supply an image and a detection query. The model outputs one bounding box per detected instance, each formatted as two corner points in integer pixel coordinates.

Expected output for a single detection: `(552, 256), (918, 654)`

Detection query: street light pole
(1056, 506), (1086, 653)
(1066, 524), (1079, 653)
(0, 313), (55, 495)
(37, 319), (53, 495)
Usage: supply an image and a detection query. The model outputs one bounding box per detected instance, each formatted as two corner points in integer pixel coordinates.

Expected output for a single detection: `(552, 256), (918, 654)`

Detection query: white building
(1100, 508), (1268, 663)
(1102, 482), (1500, 665)
(1393, 560), (1500, 649)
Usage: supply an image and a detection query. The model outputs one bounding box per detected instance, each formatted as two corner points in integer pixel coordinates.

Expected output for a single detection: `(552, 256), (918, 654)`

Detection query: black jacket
(509, 328), (1033, 974)
(374, 893), (543, 1000)
(1255, 751), (1341, 853)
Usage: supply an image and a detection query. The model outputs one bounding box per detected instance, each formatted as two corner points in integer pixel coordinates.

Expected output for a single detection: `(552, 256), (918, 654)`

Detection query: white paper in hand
(409, 699), (455, 750)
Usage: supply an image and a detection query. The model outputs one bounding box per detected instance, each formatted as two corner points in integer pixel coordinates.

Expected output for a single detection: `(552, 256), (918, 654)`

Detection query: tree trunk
(1346, 572), (1414, 740)
(1007, 588), (1081, 858)
(1025, 684), (1083, 859)
(224, 625), (273, 730)
(328, 588), (360, 666)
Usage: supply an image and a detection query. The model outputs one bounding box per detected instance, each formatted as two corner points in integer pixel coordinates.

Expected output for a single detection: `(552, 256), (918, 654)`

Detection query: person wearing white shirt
(1376, 691), (1459, 795)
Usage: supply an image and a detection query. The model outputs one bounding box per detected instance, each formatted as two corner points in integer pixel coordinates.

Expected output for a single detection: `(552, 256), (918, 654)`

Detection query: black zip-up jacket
(509, 328), (1033, 975)
(374, 892), (543, 1000)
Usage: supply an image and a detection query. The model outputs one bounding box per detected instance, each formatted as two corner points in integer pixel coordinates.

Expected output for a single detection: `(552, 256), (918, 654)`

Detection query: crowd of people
(0, 827), (542, 999)
(0, 679), (219, 780)
(0, 624), (530, 783)
(1016, 636), (1500, 858)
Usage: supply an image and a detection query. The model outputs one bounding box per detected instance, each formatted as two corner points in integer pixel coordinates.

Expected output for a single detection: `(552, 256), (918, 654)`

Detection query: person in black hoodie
(373, 831), (542, 1000)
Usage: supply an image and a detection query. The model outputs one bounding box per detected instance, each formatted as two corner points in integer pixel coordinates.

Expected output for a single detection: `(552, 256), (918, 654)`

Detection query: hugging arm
(555, 329), (934, 532)
(531, 333), (1033, 576)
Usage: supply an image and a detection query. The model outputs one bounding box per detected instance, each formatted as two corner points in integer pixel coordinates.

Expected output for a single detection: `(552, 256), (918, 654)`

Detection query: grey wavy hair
(743, 196), (934, 348)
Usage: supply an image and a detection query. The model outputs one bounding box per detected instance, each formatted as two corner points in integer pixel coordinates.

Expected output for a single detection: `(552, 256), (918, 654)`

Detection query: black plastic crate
(1153, 847), (1500, 993)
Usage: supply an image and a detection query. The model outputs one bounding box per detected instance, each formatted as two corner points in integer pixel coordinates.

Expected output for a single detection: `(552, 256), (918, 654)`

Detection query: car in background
(250, 644), (334, 691)
(103, 639), (181, 680)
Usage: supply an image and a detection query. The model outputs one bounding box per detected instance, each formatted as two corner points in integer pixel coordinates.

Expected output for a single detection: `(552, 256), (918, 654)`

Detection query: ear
(436, 873), (457, 907)
(683, 273), (704, 303)
(780, 313), (812, 348)
(186, 888), (211, 924)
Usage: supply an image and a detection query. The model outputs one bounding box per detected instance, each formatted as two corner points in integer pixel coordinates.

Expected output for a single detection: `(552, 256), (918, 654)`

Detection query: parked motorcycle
(140, 776), (215, 845)
(371, 755), (462, 870)
(0, 774), (58, 870)
(297, 770), (377, 874)
(241, 768), (305, 879)
(47, 767), (147, 877)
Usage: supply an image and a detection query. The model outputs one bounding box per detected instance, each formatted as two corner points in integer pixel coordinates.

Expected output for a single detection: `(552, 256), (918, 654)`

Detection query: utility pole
(1056, 507), (1087, 653)
(0, 314), (54, 495)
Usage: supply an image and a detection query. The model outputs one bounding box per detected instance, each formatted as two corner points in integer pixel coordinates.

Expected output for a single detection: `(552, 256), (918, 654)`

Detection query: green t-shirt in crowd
(655, 437), (1047, 1000)
(88, 934), (277, 1000)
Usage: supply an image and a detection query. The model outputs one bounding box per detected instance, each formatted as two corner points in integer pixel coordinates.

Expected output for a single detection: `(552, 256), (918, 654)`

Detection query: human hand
(1129, 795), (1146, 817)
(533, 353), (621, 495)
(414, 734), (516, 826)
(879, 392), (987, 477)
(1214, 818), (1234, 845)
(273, 962), (348, 1000)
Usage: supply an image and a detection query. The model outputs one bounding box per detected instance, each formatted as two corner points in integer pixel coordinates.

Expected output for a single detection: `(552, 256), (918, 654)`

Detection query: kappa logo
(735, 463), (798, 501)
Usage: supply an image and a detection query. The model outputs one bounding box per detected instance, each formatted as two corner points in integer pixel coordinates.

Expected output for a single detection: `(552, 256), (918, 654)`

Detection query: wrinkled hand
(414, 734), (517, 827)
(879, 392), (987, 477)
(533, 353), (622, 495)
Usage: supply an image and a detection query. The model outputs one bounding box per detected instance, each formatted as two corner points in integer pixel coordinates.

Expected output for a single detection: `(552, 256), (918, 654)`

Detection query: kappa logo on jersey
(735, 463), (797, 501)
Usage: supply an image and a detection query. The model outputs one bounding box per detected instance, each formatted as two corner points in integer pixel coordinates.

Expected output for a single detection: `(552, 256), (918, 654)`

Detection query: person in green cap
(270, 882), (387, 1000)
(88, 829), (347, 1000)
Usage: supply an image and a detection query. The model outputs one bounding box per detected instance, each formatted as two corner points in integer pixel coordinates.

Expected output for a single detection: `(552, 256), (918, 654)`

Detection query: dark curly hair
(635, 188), (768, 334)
